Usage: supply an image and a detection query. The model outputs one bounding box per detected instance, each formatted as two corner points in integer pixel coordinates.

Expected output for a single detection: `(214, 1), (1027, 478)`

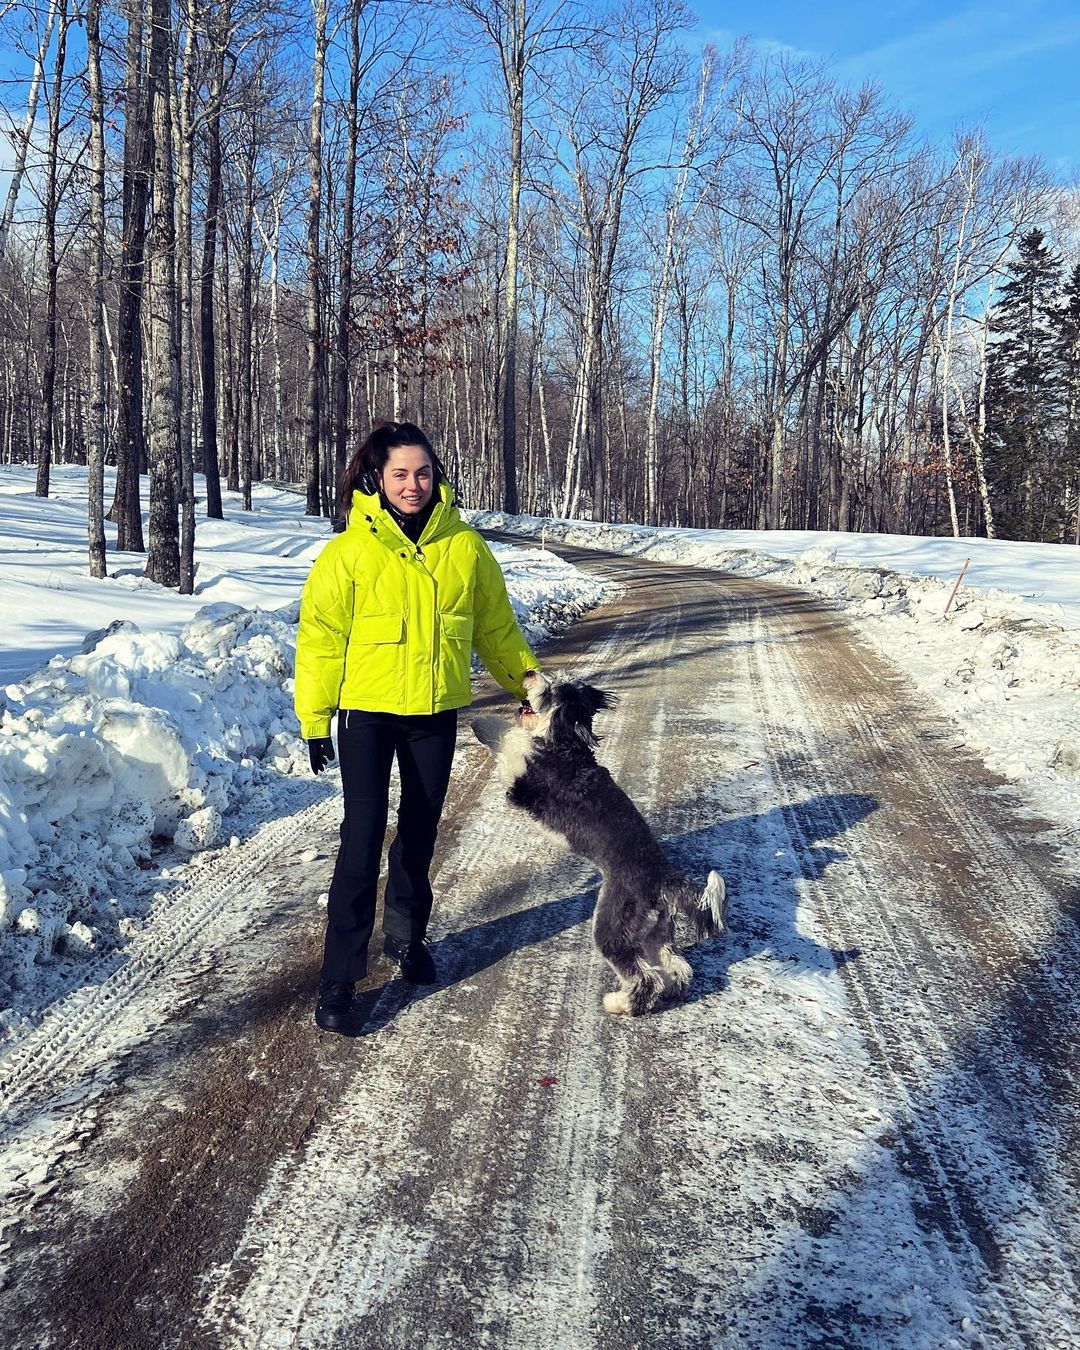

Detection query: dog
(472, 670), (727, 1016)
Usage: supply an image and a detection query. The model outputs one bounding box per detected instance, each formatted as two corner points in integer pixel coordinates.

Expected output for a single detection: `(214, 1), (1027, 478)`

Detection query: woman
(294, 420), (540, 1033)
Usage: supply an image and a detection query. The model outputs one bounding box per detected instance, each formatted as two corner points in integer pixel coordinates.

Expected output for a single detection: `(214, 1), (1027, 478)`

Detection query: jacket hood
(349, 479), (459, 547)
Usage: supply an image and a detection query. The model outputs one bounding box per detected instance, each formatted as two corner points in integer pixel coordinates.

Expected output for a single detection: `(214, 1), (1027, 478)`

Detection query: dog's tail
(665, 869), (727, 943)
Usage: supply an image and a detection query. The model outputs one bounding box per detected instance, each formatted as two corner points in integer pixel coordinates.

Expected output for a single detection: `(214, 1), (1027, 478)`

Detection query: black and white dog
(472, 670), (727, 1016)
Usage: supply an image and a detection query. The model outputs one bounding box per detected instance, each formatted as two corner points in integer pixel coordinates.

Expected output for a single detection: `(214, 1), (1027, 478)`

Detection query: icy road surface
(2, 539), (1079, 1349)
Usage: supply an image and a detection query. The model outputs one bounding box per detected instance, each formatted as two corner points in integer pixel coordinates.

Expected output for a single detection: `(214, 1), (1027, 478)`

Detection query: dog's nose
(523, 669), (537, 685)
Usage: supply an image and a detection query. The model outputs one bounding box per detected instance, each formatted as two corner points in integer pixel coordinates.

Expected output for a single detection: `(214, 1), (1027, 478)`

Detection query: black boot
(383, 935), (437, 985)
(314, 979), (355, 1032)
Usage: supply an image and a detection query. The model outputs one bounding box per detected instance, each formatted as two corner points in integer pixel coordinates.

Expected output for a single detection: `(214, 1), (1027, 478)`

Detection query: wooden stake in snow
(945, 557), (971, 614)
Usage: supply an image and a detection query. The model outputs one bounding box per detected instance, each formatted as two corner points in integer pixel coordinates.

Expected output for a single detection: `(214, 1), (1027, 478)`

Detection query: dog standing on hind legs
(472, 670), (727, 1016)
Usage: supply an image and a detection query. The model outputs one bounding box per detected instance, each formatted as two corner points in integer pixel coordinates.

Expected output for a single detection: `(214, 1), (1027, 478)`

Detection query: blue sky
(692, 0), (1080, 178)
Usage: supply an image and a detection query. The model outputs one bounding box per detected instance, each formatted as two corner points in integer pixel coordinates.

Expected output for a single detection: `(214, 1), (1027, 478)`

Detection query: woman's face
(379, 444), (435, 514)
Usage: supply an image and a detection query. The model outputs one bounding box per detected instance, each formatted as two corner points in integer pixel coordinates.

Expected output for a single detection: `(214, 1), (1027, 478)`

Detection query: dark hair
(549, 681), (617, 749)
(338, 420), (448, 518)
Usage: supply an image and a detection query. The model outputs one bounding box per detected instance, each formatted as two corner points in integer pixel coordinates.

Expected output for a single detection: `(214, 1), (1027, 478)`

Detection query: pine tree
(1058, 262), (1080, 544)
(984, 227), (1064, 540)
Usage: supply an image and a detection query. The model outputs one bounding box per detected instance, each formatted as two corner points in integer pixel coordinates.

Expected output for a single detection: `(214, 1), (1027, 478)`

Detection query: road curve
(2, 538), (1079, 1350)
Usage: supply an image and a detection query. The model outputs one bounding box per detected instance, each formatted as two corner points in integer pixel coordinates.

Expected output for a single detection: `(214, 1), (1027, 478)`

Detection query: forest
(1, 0), (1078, 593)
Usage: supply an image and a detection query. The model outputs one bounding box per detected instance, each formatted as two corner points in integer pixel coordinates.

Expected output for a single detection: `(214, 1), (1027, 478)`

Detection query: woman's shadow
(350, 790), (878, 1032)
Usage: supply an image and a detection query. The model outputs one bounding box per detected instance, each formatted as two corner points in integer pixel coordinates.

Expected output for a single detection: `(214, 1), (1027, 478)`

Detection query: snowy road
(3, 539), (1080, 1349)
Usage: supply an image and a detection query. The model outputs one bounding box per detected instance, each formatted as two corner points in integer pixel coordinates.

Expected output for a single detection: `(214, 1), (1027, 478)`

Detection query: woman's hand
(308, 737), (336, 774)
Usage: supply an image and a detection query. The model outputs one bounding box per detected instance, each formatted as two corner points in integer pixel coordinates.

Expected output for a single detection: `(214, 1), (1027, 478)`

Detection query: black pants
(320, 708), (458, 983)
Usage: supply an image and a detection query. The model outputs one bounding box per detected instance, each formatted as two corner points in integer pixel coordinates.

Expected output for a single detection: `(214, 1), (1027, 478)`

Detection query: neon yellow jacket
(294, 482), (540, 738)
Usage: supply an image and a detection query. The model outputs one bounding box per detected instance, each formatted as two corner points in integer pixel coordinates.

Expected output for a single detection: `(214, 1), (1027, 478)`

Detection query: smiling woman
(381, 445), (435, 516)
(294, 419), (541, 1033)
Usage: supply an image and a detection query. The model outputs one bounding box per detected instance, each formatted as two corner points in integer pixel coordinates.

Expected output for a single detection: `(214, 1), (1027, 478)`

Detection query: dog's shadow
(658, 790), (877, 1012)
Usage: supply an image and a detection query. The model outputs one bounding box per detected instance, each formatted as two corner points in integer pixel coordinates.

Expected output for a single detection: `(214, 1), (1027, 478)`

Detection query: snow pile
(472, 512), (1080, 850)
(487, 540), (616, 651)
(0, 603), (304, 1002)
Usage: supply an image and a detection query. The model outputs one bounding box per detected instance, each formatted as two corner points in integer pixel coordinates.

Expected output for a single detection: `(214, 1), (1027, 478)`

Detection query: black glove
(307, 737), (336, 774)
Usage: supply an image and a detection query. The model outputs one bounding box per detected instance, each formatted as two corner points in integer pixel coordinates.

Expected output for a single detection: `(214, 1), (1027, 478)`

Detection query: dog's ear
(575, 721), (600, 749)
(579, 684), (617, 716)
(548, 700), (592, 748)
(549, 696), (601, 749)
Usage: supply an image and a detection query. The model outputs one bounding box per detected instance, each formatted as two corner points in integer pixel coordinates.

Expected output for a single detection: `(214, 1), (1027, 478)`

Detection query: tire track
(743, 583), (1080, 1344)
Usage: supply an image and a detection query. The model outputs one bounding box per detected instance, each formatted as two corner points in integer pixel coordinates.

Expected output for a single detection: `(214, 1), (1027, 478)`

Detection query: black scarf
(380, 490), (437, 544)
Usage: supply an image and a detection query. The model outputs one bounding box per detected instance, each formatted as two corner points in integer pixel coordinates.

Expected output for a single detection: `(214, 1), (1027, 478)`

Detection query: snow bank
(486, 540), (615, 652)
(0, 603), (304, 1005)
(471, 512), (1080, 857)
(0, 543), (616, 1020)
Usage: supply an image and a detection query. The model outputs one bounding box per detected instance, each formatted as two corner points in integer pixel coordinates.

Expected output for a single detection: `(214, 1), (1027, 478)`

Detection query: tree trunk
(220, 219), (239, 492)
(200, 47), (225, 519)
(113, 0), (150, 552)
(176, 0), (197, 591)
(86, 0), (107, 578)
(305, 0), (328, 516)
(35, 0), (69, 500)
(0, 0), (60, 261)
(239, 129), (256, 512)
(334, 0), (361, 521)
(500, 52), (524, 513)
(144, 0), (181, 586)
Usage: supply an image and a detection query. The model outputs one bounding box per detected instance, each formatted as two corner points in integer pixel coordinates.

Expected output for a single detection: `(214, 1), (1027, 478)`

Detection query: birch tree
(0, 0), (60, 261)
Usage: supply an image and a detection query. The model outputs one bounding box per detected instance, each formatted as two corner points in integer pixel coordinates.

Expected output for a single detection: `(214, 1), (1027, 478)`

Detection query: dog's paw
(603, 990), (632, 1016)
(661, 949), (693, 995)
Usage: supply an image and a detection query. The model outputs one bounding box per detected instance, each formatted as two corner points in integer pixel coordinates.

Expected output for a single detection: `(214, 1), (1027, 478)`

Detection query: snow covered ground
(0, 467), (615, 1034)
(471, 509), (1080, 871)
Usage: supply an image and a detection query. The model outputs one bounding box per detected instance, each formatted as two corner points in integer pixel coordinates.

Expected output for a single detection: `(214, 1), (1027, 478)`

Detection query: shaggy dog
(472, 670), (727, 1016)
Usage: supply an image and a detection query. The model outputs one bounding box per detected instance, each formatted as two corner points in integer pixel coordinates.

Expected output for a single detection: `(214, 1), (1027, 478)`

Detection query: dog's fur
(472, 671), (727, 1016)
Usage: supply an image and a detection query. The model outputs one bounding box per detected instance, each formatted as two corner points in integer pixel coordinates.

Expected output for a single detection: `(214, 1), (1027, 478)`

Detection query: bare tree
(642, 42), (735, 525)
(304, 0), (329, 516)
(456, 0), (578, 512)
(112, 0), (150, 552)
(729, 54), (841, 528)
(86, 0), (107, 577)
(0, 0), (60, 261)
(144, 0), (181, 585)
(199, 20), (230, 520)
(176, 0), (198, 590)
(35, 0), (70, 499)
(546, 0), (688, 519)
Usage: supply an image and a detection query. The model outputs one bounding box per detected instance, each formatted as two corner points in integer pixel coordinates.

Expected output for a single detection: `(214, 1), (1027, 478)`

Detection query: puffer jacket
(294, 481), (539, 738)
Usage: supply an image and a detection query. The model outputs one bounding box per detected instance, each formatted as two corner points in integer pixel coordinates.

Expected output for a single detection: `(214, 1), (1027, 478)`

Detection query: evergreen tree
(1058, 262), (1080, 544)
(984, 227), (1064, 540)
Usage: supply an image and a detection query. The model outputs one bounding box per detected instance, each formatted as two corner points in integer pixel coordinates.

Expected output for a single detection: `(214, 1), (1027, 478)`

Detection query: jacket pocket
(351, 613), (405, 644)
(439, 611), (473, 644)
